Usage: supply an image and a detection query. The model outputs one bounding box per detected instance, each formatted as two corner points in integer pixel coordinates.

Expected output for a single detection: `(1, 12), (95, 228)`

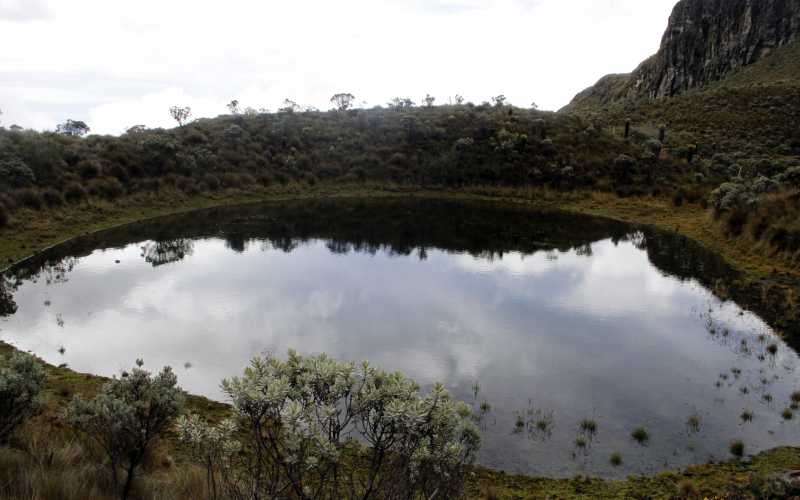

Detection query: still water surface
(1, 198), (798, 477)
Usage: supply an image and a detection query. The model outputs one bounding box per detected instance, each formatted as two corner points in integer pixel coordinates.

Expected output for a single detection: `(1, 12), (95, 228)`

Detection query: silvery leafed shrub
(66, 360), (185, 500)
(178, 350), (481, 500)
(0, 353), (46, 444)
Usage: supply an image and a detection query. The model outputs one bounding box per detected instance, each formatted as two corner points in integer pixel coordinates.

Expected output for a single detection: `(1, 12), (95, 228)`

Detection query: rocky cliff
(564, 0), (800, 111)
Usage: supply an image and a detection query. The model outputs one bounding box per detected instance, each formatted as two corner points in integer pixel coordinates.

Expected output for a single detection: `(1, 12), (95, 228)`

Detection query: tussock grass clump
(0, 426), (209, 500)
(677, 479), (699, 498)
(609, 452), (623, 467)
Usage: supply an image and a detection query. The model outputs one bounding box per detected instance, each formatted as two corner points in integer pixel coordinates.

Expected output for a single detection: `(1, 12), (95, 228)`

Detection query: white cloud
(0, 0), (49, 21)
(0, 0), (680, 134)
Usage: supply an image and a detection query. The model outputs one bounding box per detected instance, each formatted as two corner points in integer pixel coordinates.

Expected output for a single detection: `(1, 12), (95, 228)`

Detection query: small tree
(66, 360), (185, 500)
(530, 102), (539, 110)
(178, 350), (481, 500)
(0, 353), (46, 444)
(423, 94), (436, 107)
(491, 95), (507, 107)
(125, 125), (147, 135)
(330, 93), (355, 111)
(280, 99), (301, 113)
(454, 94), (464, 105)
(227, 100), (240, 115)
(56, 119), (90, 137)
(169, 106), (192, 127)
(0, 156), (36, 188)
(388, 97), (415, 110)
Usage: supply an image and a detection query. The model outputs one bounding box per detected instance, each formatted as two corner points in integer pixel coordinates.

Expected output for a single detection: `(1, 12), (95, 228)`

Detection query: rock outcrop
(564, 0), (800, 111)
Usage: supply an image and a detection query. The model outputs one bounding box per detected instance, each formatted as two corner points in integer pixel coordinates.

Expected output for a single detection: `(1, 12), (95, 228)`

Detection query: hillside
(0, 104), (671, 228)
(564, 41), (800, 158)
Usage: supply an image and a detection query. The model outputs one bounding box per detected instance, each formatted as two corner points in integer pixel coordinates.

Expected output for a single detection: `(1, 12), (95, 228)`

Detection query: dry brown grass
(0, 424), (208, 500)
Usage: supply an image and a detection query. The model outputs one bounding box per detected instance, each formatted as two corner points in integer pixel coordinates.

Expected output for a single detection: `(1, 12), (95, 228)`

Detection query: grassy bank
(470, 447), (800, 499)
(1, 184), (799, 498)
(1, 182), (796, 277)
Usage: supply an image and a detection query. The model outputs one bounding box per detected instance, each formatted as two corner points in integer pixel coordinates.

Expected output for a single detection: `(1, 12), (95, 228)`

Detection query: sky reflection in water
(0, 200), (797, 478)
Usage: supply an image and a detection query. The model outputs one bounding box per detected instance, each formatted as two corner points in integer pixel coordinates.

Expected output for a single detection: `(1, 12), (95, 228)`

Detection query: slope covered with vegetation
(562, 39), (800, 271)
(0, 103), (641, 212)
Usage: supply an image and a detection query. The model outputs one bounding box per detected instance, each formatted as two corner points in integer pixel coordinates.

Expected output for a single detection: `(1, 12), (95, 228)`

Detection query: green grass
(469, 447), (800, 499)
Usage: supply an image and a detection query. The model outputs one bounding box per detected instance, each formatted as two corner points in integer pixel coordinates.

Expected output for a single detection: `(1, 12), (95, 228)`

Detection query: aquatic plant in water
(729, 440), (745, 458)
(579, 418), (598, 436)
(686, 414), (702, 434)
(631, 427), (649, 445)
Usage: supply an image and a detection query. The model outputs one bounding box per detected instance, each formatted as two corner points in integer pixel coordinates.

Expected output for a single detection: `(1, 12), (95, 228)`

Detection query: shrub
(241, 173), (257, 184)
(178, 350), (481, 500)
(88, 177), (124, 200)
(775, 166), (800, 187)
(672, 189), (685, 207)
(77, 159), (101, 179)
(63, 183), (87, 204)
(0, 353), (46, 444)
(219, 173), (243, 188)
(41, 188), (64, 207)
(15, 189), (44, 210)
(203, 174), (221, 191)
(174, 176), (199, 194)
(0, 157), (36, 188)
(0, 193), (16, 211)
(108, 164), (130, 183)
(139, 178), (162, 192)
(729, 440), (745, 458)
(66, 360), (185, 500)
(709, 182), (756, 213)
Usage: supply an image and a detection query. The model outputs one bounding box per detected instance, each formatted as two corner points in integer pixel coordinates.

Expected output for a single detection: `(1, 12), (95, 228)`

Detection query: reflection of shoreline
(2, 199), (739, 319)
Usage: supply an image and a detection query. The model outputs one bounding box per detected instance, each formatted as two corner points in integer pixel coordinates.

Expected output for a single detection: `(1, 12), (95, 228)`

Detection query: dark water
(1, 198), (798, 478)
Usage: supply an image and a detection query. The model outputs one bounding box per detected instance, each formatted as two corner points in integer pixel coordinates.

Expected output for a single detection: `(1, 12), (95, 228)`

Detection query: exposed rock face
(564, 0), (800, 111)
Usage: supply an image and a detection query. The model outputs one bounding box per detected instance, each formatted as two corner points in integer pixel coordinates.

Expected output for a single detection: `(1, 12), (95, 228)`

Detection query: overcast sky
(0, 0), (679, 135)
